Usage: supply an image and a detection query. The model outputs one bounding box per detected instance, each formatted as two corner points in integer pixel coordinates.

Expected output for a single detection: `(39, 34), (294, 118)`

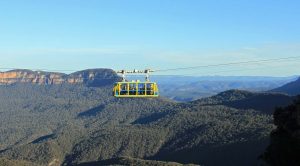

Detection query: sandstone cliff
(0, 69), (120, 86)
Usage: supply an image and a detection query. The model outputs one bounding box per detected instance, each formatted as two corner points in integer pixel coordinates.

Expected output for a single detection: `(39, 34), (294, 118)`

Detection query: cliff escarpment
(0, 69), (120, 86)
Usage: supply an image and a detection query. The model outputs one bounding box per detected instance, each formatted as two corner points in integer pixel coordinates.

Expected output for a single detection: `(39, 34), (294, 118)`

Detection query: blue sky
(0, 0), (300, 76)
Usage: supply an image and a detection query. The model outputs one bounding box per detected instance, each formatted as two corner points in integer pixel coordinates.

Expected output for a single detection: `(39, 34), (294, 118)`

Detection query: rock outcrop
(0, 69), (120, 86)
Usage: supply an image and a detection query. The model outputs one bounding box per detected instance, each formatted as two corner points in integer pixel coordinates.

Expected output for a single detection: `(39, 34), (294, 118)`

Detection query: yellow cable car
(113, 69), (159, 98)
(113, 81), (159, 97)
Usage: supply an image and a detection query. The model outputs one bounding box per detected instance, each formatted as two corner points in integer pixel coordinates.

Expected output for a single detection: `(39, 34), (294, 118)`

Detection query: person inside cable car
(146, 83), (152, 95)
(138, 83), (145, 95)
(129, 83), (136, 95)
(120, 84), (127, 95)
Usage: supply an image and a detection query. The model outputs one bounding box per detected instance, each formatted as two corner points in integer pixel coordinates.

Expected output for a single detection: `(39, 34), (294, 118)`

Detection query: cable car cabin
(113, 81), (159, 97)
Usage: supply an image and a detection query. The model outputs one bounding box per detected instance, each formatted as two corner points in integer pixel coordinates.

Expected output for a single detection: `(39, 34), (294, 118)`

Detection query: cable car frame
(113, 69), (159, 98)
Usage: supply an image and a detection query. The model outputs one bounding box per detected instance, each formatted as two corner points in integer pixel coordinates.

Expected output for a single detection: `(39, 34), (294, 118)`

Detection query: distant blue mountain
(144, 75), (297, 101)
(270, 77), (300, 96)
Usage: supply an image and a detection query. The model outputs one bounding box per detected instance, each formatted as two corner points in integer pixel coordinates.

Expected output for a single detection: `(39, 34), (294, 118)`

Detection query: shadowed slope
(271, 77), (300, 96)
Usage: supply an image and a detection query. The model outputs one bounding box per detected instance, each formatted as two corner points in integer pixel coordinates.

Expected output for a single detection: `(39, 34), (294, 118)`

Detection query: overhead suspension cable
(155, 56), (300, 72)
(0, 56), (299, 79)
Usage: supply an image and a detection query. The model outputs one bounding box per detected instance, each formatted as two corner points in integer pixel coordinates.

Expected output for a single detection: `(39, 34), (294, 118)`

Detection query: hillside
(0, 85), (273, 165)
(76, 157), (198, 166)
(271, 77), (300, 96)
(0, 158), (38, 166)
(0, 69), (288, 166)
(192, 90), (294, 114)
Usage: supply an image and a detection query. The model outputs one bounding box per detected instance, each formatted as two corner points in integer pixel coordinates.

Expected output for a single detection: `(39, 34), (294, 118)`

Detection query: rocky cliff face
(0, 69), (120, 86)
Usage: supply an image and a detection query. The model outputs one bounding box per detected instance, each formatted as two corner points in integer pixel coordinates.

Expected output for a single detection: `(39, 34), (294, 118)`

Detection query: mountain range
(0, 69), (298, 166)
(150, 75), (297, 101)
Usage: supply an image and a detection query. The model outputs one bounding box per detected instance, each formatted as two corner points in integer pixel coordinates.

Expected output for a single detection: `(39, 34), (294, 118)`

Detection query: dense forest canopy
(0, 69), (298, 166)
